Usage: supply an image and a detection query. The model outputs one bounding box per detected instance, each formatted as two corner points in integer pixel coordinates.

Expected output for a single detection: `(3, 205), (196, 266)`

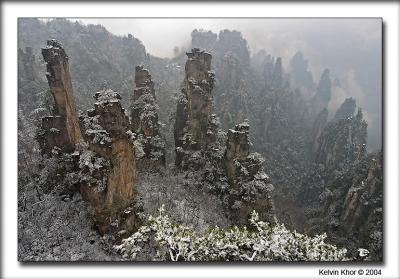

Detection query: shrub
(115, 205), (348, 261)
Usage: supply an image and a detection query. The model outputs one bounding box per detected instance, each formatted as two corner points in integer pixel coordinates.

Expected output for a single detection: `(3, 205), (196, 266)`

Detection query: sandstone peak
(38, 39), (83, 153)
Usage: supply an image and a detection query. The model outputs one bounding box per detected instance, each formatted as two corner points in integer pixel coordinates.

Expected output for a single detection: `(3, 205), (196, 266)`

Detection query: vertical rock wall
(311, 108), (328, 153)
(18, 47), (38, 81)
(80, 89), (139, 234)
(37, 40), (140, 235)
(173, 49), (275, 224)
(38, 40), (83, 153)
(313, 151), (383, 260)
(299, 99), (381, 259)
(131, 65), (156, 134)
(225, 122), (250, 182)
(131, 65), (165, 170)
(334, 97), (356, 120)
(185, 48), (215, 146)
(224, 122), (275, 224)
(216, 51), (249, 129)
(314, 108), (367, 171)
(310, 69), (332, 120)
(289, 51), (315, 97)
(174, 48), (215, 166)
(191, 29), (218, 52)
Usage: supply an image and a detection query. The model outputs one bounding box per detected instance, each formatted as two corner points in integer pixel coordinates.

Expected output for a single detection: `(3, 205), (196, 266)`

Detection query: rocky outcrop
(298, 101), (367, 207)
(215, 51), (249, 129)
(18, 47), (38, 82)
(131, 66), (165, 170)
(315, 69), (332, 105)
(297, 99), (381, 259)
(191, 29), (218, 52)
(174, 48), (216, 167)
(225, 122), (250, 163)
(219, 52), (243, 94)
(310, 69), (331, 118)
(189, 29), (254, 134)
(225, 122), (251, 188)
(80, 89), (139, 234)
(310, 152), (383, 260)
(264, 57), (284, 90)
(224, 122), (275, 224)
(38, 40), (83, 153)
(250, 50), (268, 75)
(173, 49), (274, 224)
(218, 30), (250, 67)
(334, 97), (356, 120)
(191, 29), (250, 67)
(36, 40), (141, 235)
(38, 115), (76, 153)
(289, 51), (315, 97)
(18, 46), (48, 114)
(255, 54), (307, 145)
(311, 108), (328, 153)
(341, 153), (383, 233)
(314, 107), (367, 171)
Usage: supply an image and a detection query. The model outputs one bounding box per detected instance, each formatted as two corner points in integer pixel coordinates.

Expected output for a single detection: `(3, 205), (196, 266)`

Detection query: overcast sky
(71, 18), (382, 150)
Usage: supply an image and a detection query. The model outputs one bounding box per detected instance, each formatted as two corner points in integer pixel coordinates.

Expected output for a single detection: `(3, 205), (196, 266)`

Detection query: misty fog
(18, 17), (384, 262)
(72, 18), (381, 151)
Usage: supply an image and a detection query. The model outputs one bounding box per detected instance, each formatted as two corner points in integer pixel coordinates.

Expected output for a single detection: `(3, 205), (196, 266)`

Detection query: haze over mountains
(18, 18), (383, 261)
(74, 18), (382, 151)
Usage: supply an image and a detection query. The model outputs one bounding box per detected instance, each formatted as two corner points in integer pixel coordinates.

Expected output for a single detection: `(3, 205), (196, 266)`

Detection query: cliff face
(80, 89), (139, 234)
(191, 29), (218, 52)
(131, 66), (165, 170)
(314, 108), (367, 171)
(132, 66), (156, 133)
(174, 48), (215, 167)
(173, 49), (274, 224)
(36, 40), (141, 236)
(188, 32), (314, 216)
(185, 49), (215, 146)
(311, 152), (383, 260)
(341, 153), (382, 233)
(224, 122), (275, 224)
(311, 108), (328, 153)
(18, 47), (38, 82)
(217, 30), (250, 67)
(246, 54), (311, 205)
(188, 37), (309, 225)
(18, 46), (48, 115)
(190, 29), (252, 131)
(299, 102), (367, 206)
(263, 57), (284, 90)
(215, 52), (249, 129)
(38, 40), (83, 153)
(191, 29), (250, 67)
(38, 116), (76, 153)
(225, 122), (250, 163)
(256, 55), (302, 144)
(334, 97), (356, 120)
(310, 69), (331, 119)
(289, 51), (315, 97)
(297, 99), (382, 259)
